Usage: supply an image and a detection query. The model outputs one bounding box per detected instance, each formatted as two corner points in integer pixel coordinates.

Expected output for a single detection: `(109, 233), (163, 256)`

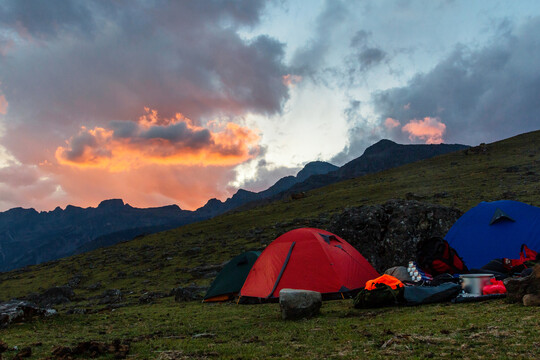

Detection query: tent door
(266, 242), (296, 298)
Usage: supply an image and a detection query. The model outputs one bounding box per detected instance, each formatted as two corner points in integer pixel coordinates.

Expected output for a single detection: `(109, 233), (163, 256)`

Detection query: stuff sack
(403, 283), (461, 305)
(417, 236), (469, 276)
(353, 275), (404, 308)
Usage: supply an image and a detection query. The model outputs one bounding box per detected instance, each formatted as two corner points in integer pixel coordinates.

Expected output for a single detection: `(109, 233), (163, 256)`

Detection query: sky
(0, 0), (539, 212)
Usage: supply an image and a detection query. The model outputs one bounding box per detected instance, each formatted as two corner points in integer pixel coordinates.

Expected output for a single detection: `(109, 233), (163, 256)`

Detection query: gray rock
(86, 282), (102, 291)
(505, 264), (540, 304)
(0, 300), (57, 328)
(170, 284), (208, 302)
(96, 289), (123, 305)
(279, 289), (322, 320)
(328, 200), (462, 272)
(138, 292), (166, 304)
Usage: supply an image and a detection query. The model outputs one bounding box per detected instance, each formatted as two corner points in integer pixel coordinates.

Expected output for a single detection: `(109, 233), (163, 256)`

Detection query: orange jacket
(364, 274), (404, 290)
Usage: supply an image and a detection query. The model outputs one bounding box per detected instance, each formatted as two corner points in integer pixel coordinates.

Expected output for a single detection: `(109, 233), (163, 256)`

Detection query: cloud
(402, 117), (446, 144)
(56, 108), (260, 171)
(290, 0), (348, 76)
(282, 74), (302, 87)
(384, 117), (400, 129)
(0, 94), (7, 115)
(330, 100), (385, 165)
(373, 16), (540, 145)
(0, 163), (62, 211)
(0, 0), (288, 211)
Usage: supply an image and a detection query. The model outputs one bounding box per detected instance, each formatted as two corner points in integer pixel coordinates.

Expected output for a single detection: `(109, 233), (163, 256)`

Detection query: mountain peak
(363, 139), (398, 155)
(97, 199), (125, 209)
(296, 161), (338, 182)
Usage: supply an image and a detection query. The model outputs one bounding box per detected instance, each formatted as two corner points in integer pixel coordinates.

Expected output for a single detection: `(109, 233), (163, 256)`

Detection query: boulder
(279, 289), (322, 320)
(0, 300), (57, 328)
(504, 265), (540, 305)
(170, 284), (208, 302)
(328, 200), (462, 272)
(95, 289), (123, 305)
(138, 292), (167, 304)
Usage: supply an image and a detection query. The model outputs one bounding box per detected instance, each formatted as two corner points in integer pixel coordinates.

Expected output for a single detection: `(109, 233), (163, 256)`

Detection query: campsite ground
(1, 131), (540, 359)
(2, 298), (539, 359)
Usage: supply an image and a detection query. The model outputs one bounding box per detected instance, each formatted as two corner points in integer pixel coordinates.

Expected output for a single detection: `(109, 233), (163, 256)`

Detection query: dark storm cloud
(373, 17), (540, 145)
(0, 0), (97, 39)
(141, 123), (212, 149)
(0, 0), (288, 163)
(347, 30), (387, 76)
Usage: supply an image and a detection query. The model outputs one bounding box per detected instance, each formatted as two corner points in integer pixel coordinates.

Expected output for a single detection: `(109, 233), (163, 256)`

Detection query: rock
(138, 292), (166, 304)
(95, 289), (123, 305)
(505, 265), (540, 304)
(0, 300), (57, 328)
(279, 289), (322, 320)
(66, 308), (87, 315)
(192, 333), (216, 339)
(25, 286), (75, 307)
(186, 264), (224, 279)
(170, 284), (208, 302)
(328, 200), (462, 272)
(523, 294), (540, 306)
(86, 282), (102, 291)
(67, 274), (84, 288)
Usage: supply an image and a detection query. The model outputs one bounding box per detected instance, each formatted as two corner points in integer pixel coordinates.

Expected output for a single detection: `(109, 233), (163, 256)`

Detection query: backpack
(417, 236), (469, 276)
(502, 244), (539, 273)
(353, 275), (404, 309)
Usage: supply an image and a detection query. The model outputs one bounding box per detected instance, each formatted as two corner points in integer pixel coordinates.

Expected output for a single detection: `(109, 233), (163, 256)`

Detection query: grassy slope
(1, 130), (540, 359)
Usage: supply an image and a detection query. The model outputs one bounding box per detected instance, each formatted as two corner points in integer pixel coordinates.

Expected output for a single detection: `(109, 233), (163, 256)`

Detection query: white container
(460, 274), (494, 295)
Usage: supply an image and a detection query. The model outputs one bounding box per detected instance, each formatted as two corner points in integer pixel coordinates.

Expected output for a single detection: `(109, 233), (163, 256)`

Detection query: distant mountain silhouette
(0, 140), (468, 272)
(279, 140), (469, 195)
(0, 199), (193, 272)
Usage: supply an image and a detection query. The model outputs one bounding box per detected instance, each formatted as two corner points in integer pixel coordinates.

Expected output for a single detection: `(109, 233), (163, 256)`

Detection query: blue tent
(445, 200), (540, 269)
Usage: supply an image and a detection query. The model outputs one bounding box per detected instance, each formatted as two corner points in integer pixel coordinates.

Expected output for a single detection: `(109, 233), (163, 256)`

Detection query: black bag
(353, 283), (403, 309)
(417, 236), (469, 275)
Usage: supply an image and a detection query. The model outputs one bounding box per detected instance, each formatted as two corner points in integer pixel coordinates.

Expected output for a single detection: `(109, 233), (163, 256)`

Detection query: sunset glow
(402, 117), (446, 144)
(56, 108), (260, 171)
(0, 1), (539, 212)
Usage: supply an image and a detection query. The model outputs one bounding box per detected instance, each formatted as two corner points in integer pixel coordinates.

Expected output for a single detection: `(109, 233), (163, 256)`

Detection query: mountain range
(0, 139), (468, 272)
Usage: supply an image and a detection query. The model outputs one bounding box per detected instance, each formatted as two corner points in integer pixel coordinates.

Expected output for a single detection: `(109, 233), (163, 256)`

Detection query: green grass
(2, 299), (539, 359)
(1, 130), (540, 359)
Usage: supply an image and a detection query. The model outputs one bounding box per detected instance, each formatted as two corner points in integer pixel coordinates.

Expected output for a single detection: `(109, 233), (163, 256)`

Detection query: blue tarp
(445, 200), (540, 269)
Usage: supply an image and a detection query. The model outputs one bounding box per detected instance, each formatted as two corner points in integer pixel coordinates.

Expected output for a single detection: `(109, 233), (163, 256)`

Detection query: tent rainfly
(445, 200), (540, 269)
(203, 251), (260, 302)
(239, 228), (379, 301)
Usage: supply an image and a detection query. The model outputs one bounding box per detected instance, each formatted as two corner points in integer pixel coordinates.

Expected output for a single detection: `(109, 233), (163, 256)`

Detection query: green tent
(203, 251), (260, 302)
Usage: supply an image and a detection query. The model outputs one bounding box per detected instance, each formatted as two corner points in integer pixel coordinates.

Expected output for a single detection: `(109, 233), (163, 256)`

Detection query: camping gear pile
(203, 200), (539, 312)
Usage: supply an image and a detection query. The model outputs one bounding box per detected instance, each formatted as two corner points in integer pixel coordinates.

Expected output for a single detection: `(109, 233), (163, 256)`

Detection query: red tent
(239, 228), (379, 300)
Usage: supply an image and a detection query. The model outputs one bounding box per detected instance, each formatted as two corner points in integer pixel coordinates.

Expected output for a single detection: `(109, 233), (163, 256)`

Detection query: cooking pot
(459, 274), (494, 295)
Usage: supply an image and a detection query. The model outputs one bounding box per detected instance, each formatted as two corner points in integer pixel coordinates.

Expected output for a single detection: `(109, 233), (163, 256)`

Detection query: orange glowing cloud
(282, 74), (302, 87)
(55, 108), (260, 171)
(402, 116), (446, 144)
(384, 117), (400, 129)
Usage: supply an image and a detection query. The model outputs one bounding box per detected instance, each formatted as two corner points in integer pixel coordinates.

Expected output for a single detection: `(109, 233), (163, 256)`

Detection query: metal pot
(460, 274), (494, 295)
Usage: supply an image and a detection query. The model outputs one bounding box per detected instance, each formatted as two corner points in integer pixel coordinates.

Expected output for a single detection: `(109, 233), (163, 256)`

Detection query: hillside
(0, 140), (466, 272)
(1, 130), (540, 359)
